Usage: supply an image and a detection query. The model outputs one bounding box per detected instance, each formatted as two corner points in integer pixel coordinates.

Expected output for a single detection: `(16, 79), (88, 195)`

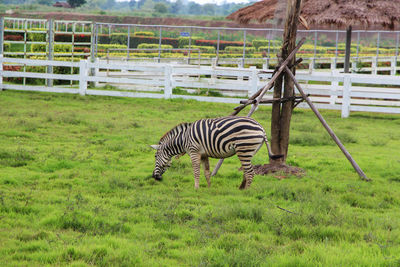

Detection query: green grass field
(1, 90), (400, 266)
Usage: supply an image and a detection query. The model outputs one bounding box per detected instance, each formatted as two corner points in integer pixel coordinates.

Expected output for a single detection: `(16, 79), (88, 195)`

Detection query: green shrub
(224, 46), (256, 53)
(98, 34), (111, 44)
(183, 45), (215, 53)
(252, 39), (281, 49)
(110, 33), (128, 45)
(129, 36), (179, 49)
(31, 44), (72, 53)
(27, 28), (46, 42)
(55, 44), (72, 53)
(4, 42), (11, 52)
(31, 44), (46, 52)
(178, 36), (202, 48)
(137, 43), (173, 50)
(133, 31), (155, 37)
(97, 44), (127, 52)
(258, 46), (281, 52)
(337, 43), (358, 49)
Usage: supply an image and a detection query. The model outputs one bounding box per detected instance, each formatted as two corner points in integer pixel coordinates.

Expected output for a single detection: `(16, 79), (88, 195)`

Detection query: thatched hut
(227, 0), (400, 72)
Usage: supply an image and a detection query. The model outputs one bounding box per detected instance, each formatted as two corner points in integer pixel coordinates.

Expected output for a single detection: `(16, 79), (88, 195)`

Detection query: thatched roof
(227, 0), (400, 29)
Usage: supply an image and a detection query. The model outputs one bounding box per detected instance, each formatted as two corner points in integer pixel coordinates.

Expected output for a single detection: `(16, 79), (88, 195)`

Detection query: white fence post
(263, 58), (270, 70)
(0, 55), (3, 91)
(94, 58), (100, 87)
(351, 60), (357, 73)
(341, 74), (351, 118)
(211, 58), (217, 84)
(164, 64), (172, 99)
(372, 57), (378, 75)
(309, 58), (314, 74)
(250, 66), (258, 96)
(330, 70), (339, 105)
(331, 57), (337, 71)
(79, 60), (88, 96)
(391, 57), (396, 76)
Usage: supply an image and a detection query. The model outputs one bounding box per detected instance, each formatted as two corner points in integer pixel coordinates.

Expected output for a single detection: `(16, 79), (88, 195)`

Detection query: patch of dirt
(253, 164), (305, 179)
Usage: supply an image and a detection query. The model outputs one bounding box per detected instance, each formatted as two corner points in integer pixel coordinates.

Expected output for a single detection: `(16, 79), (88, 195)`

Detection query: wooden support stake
(284, 66), (370, 181)
(211, 37), (307, 177)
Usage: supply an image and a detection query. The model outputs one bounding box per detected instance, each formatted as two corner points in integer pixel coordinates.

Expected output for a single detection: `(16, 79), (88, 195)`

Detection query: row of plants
(4, 30), (397, 56)
(4, 29), (92, 43)
(4, 42), (396, 58)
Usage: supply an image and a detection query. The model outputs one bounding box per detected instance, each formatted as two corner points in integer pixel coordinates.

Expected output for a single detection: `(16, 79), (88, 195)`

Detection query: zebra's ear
(150, 145), (160, 150)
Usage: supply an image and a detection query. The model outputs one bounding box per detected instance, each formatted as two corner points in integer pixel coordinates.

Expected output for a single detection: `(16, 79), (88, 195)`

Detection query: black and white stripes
(151, 116), (278, 189)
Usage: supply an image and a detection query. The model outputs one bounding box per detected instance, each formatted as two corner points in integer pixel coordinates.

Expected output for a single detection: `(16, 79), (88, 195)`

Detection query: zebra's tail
(264, 135), (284, 160)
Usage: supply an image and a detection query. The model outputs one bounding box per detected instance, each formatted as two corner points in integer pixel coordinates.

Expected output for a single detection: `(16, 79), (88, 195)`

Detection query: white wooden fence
(1, 55), (400, 118)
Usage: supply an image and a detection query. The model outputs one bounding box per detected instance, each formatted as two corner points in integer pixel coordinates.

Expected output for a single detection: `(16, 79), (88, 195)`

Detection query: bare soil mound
(253, 164), (305, 179)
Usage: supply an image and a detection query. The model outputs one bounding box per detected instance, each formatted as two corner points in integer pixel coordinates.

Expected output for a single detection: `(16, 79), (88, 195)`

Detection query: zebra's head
(150, 144), (172, 181)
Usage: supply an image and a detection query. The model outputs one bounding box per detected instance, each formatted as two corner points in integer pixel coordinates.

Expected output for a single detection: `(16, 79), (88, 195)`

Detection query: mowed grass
(1, 90), (400, 266)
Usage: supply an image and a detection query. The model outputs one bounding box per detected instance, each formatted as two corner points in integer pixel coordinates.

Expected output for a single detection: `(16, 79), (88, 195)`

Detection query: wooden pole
(344, 25), (352, 73)
(284, 66), (370, 181)
(270, 0), (302, 164)
(278, 0), (302, 162)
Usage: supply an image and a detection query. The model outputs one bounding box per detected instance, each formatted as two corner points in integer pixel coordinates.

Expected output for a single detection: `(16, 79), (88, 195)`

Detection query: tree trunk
(344, 25), (352, 73)
(270, 0), (302, 164)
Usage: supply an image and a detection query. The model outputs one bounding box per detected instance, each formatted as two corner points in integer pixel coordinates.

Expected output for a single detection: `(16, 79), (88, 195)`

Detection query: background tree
(188, 2), (202, 15)
(36, 0), (53, 5)
(68, 0), (86, 8)
(154, 2), (167, 13)
(169, 0), (181, 14)
(202, 3), (216, 16)
(129, 0), (136, 9)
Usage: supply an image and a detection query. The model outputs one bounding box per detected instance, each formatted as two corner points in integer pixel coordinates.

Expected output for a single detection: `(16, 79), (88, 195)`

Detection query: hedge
(129, 36), (179, 48)
(98, 34), (111, 44)
(110, 33), (128, 45)
(4, 35), (24, 41)
(133, 31), (155, 37)
(4, 43), (11, 52)
(252, 39), (281, 49)
(27, 28), (47, 42)
(55, 33), (91, 43)
(3, 31), (24, 40)
(138, 43), (173, 50)
(258, 46), (281, 52)
(178, 37), (202, 48)
(225, 46), (256, 53)
(97, 44), (127, 53)
(195, 39), (251, 50)
(183, 45), (215, 53)
(31, 44), (73, 53)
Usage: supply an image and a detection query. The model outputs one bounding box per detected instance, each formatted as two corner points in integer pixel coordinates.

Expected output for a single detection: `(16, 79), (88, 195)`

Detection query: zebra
(150, 116), (282, 189)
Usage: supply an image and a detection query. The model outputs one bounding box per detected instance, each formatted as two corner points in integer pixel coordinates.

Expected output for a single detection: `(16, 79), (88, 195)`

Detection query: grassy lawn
(0, 90), (400, 266)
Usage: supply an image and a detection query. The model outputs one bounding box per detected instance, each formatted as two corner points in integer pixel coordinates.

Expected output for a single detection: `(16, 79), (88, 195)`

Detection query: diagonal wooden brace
(284, 66), (370, 181)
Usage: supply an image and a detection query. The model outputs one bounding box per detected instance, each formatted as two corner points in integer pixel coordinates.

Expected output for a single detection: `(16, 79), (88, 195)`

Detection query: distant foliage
(133, 31), (155, 37)
(67, 0), (86, 8)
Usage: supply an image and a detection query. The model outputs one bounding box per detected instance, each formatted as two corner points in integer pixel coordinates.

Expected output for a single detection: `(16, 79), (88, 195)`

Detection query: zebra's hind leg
(237, 154), (255, 190)
(202, 156), (211, 187)
(189, 152), (202, 189)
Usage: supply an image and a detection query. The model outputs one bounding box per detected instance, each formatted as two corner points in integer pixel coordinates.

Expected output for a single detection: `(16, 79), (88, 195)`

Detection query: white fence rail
(1, 55), (400, 118)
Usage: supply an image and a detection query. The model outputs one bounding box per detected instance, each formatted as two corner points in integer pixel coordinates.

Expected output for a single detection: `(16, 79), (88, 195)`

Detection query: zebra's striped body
(151, 116), (277, 189)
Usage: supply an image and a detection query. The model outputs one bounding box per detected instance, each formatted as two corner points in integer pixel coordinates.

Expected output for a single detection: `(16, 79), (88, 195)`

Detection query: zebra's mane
(159, 122), (192, 144)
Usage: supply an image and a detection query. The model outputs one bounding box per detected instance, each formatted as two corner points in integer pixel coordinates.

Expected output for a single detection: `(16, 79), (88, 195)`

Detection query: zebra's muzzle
(152, 172), (163, 181)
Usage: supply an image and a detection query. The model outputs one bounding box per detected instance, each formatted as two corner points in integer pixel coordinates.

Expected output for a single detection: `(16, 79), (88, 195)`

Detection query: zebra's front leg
(189, 153), (202, 189)
(202, 156), (211, 187)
